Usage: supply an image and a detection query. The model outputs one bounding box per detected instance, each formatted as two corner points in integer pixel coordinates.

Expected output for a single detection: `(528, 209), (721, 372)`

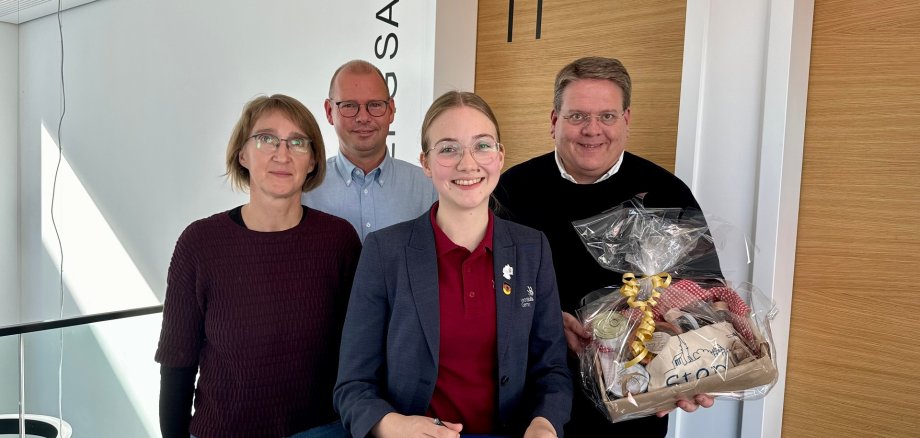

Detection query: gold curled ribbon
(620, 272), (672, 368)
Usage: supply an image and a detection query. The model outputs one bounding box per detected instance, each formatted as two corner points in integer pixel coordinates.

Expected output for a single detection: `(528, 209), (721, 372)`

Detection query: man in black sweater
(493, 56), (713, 437)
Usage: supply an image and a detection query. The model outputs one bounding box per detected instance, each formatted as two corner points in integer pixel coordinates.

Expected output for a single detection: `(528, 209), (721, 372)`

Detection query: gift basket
(572, 197), (778, 423)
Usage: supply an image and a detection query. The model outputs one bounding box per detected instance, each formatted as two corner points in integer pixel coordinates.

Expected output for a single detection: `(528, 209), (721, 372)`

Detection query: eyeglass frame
(248, 133), (313, 155)
(560, 111), (626, 126)
(425, 139), (504, 167)
(329, 99), (392, 118)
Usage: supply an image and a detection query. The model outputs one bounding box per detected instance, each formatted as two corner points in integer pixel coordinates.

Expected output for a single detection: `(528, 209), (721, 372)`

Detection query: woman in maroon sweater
(156, 94), (361, 438)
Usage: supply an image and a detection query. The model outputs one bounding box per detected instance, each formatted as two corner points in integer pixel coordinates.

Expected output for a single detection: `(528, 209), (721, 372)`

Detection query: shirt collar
(553, 149), (624, 184)
(430, 201), (494, 256)
(334, 151), (392, 187)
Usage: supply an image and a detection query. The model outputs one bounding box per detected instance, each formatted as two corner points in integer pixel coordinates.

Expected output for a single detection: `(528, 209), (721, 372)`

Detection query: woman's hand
(656, 394), (716, 417)
(562, 312), (592, 355)
(523, 416), (557, 438)
(372, 413), (462, 438)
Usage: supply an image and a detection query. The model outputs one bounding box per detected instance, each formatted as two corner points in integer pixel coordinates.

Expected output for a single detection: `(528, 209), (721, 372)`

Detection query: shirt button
(469, 291), (475, 298)
(363, 189), (369, 194)
(365, 222), (371, 228)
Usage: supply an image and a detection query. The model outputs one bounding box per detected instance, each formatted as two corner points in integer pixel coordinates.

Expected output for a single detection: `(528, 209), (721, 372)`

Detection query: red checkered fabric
(620, 279), (757, 344)
(662, 280), (755, 343)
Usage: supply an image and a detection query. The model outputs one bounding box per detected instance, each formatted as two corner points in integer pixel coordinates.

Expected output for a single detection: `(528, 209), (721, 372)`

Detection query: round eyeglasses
(249, 133), (312, 155)
(332, 99), (390, 118)
(561, 112), (623, 126)
(427, 139), (503, 167)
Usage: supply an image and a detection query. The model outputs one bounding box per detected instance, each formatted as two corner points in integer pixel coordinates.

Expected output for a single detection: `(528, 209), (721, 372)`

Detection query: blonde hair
(420, 91), (501, 153)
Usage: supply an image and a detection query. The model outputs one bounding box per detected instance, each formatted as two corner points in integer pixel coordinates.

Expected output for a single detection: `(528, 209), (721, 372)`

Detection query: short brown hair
(328, 59), (390, 98)
(420, 91), (501, 153)
(553, 56), (632, 112)
(225, 94), (326, 192)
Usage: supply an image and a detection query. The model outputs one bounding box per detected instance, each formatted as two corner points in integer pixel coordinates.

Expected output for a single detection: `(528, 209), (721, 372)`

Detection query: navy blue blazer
(334, 210), (572, 438)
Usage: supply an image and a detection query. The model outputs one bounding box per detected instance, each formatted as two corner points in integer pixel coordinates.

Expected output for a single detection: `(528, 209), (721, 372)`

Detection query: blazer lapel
(492, 218), (516, 360)
(406, 214), (441, 365)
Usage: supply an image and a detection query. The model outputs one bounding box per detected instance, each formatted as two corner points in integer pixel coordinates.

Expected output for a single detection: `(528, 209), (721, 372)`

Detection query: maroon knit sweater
(155, 207), (361, 438)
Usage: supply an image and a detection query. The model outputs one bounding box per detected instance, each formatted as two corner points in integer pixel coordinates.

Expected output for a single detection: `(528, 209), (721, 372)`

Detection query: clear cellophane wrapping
(572, 198), (778, 423)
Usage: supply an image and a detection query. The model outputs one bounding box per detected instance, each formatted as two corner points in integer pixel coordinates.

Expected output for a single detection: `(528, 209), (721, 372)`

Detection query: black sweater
(494, 151), (704, 437)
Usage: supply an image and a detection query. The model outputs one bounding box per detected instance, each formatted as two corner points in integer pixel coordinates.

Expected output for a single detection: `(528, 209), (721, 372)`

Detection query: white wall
(19, 0), (437, 323)
(671, 1), (771, 435)
(675, 1), (812, 437)
(0, 21), (20, 415)
(15, 0), (438, 435)
(431, 0), (478, 96)
(1, 22), (18, 327)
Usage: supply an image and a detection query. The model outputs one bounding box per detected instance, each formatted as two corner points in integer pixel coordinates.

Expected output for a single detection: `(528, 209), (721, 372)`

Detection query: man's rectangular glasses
(561, 112), (623, 126)
(332, 100), (390, 117)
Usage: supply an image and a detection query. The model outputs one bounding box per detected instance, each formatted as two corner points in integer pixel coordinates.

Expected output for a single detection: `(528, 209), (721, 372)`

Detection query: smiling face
(325, 70), (395, 163)
(551, 78), (631, 184)
(238, 110), (316, 202)
(420, 105), (504, 214)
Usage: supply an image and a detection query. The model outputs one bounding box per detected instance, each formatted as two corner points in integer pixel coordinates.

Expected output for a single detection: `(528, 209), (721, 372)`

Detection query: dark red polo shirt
(426, 204), (498, 434)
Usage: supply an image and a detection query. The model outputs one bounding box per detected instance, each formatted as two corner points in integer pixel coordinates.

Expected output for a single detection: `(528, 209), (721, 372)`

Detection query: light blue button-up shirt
(303, 153), (438, 241)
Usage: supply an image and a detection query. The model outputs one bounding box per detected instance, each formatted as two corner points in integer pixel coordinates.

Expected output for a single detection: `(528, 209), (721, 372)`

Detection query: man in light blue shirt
(304, 60), (437, 241)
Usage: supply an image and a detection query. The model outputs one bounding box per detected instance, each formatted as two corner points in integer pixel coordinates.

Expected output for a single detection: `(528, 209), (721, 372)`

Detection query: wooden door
(475, 0), (687, 169)
(783, 1), (920, 436)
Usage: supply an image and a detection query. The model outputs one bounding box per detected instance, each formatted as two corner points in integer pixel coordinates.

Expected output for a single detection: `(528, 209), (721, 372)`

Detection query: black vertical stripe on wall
(536, 0), (543, 39)
(507, 0), (515, 42)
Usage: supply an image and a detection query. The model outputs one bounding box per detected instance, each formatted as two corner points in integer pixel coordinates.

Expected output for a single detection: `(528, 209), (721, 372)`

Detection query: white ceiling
(0, 0), (99, 24)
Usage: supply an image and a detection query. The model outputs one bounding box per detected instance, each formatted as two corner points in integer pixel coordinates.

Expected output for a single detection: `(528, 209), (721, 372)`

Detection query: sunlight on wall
(39, 122), (160, 435)
(39, 123), (159, 312)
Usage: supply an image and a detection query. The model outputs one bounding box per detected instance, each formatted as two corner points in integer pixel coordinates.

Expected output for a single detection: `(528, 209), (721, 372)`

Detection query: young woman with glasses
(334, 91), (572, 438)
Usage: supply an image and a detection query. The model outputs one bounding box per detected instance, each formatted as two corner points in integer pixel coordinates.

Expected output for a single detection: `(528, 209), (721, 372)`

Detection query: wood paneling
(475, 0), (686, 170)
(784, 1), (920, 437)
